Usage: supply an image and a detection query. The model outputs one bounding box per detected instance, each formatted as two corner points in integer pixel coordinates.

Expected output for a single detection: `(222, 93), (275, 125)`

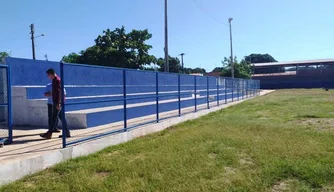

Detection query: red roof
(206, 71), (221, 77)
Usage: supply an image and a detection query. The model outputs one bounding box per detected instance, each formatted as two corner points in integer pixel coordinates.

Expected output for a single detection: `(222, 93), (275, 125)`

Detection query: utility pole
(180, 53), (185, 73)
(164, 0), (169, 72)
(30, 24), (36, 60)
(228, 18), (234, 78)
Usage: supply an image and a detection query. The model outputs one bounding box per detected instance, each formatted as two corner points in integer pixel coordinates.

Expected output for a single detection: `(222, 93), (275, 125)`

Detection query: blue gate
(0, 64), (12, 146)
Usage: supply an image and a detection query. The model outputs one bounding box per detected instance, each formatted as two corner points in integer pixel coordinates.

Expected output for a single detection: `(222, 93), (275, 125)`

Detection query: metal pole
(164, 0), (169, 72)
(217, 77), (219, 106)
(156, 72), (159, 122)
(30, 24), (36, 60)
(180, 53), (185, 73)
(225, 79), (227, 104)
(60, 61), (66, 148)
(242, 79), (245, 100)
(237, 79), (239, 101)
(123, 69), (127, 131)
(194, 76), (197, 112)
(232, 78), (234, 102)
(228, 18), (234, 78)
(207, 76), (209, 109)
(6, 66), (12, 144)
(178, 74), (181, 116)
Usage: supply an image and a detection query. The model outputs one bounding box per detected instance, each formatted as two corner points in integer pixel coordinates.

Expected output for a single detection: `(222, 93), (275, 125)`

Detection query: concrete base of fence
(0, 90), (274, 186)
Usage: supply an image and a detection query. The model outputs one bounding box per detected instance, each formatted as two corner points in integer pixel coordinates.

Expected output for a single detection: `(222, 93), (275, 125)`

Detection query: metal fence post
(237, 79), (240, 101)
(194, 76), (197, 112)
(252, 80), (254, 97)
(6, 66), (12, 144)
(246, 80), (249, 98)
(123, 69), (127, 131)
(60, 61), (66, 148)
(217, 77), (219, 106)
(251, 80), (253, 97)
(232, 79), (234, 102)
(156, 72), (159, 122)
(225, 79), (227, 104)
(178, 74), (181, 116)
(242, 80), (245, 100)
(253, 80), (255, 97)
(207, 76), (209, 109)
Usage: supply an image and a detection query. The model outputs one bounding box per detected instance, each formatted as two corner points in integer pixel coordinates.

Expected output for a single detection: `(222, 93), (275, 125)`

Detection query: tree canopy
(220, 57), (252, 79)
(62, 26), (156, 69)
(210, 53), (278, 78)
(0, 52), (9, 63)
(184, 67), (206, 74)
(244, 53), (277, 64)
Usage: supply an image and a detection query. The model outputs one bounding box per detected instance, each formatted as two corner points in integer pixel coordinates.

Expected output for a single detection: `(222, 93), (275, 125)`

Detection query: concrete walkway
(0, 90), (274, 186)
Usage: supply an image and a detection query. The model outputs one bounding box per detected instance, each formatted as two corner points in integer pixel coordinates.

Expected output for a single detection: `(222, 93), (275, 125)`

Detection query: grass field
(2, 89), (334, 192)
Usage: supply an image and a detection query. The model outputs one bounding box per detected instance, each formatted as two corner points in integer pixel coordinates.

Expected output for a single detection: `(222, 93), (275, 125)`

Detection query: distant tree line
(213, 53), (279, 78)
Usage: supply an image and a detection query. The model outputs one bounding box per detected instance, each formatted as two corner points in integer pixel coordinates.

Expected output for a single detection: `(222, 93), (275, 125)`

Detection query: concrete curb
(0, 91), (274, 186)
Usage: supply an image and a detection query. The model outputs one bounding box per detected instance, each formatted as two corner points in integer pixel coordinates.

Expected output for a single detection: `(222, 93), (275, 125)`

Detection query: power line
(191, 0), (228, 27)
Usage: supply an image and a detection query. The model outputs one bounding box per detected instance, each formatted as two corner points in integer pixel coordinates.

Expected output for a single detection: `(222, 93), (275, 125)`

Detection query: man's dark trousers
(48, 104), (69, 134)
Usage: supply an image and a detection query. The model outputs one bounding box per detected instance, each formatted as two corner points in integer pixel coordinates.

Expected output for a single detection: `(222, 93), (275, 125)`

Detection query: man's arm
(53, 78), (61, 106)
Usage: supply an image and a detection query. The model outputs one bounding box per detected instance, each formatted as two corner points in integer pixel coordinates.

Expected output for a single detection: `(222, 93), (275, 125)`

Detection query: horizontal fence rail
(60, 62), (260, 148)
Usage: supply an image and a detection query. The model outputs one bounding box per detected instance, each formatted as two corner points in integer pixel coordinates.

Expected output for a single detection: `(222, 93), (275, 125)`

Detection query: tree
(184, 67), (206, 74)
(212, 67), (224, 72)
(220, 56), (252, 78)
(244, 53), (277, 63)
(157, 56), (182, 73)
(62, 52), (80, 63)
(0, 52), (9, 63)
(244, 53), (285, 74)
(62, 26), (156, 69)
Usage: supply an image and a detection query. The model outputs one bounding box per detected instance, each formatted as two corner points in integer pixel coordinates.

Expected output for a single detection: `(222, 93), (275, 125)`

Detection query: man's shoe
(40, 132), (52, 139)
(59, 132), (71, 138)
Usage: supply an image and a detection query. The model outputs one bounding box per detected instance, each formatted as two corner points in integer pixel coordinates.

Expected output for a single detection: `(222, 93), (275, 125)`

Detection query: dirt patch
(128, 153), (146, 163)
(272, 180), (291, 192)
(208, 153), (217, 159)
(224, 167), (236, 175)
(24, 182), (35, 189)
(95, 171), (111, 178)
(297, 118), (334, 131)
(239, 158), (254, 166)
(238, 152), (254, 166)
(103, 150), (122, 157)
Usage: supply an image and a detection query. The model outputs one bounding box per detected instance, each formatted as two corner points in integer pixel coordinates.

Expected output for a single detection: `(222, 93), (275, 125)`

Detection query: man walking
(40, 68), (71, 139)
(44, 82), (68, 133)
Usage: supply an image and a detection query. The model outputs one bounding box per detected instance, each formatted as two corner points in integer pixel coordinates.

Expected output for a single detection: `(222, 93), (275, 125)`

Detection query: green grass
(2, 89), (334, 192)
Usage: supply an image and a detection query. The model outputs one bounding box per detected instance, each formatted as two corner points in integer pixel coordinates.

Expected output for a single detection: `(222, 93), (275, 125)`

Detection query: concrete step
(12, 86), (249, 129)
(28, 92), (242, 129)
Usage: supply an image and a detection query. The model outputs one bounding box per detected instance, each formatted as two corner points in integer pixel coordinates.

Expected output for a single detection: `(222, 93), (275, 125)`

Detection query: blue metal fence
(0, 64), (12, 145)
(60, 62), (260, 148)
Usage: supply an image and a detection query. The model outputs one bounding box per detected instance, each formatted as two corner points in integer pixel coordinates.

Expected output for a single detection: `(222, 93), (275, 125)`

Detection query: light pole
(30, 23), (45, 60)
(179, 53), (185, 73)
(164, 0), (169, 72)
(228, 18), (234, 78)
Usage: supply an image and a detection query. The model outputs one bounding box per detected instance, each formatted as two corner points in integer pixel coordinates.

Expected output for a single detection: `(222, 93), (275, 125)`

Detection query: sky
(0, 0), (333, 71)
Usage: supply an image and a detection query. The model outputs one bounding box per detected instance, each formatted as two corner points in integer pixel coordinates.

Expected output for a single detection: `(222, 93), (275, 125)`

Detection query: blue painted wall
(5, 57), (258, 130)
(6, 57), (60, 86)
